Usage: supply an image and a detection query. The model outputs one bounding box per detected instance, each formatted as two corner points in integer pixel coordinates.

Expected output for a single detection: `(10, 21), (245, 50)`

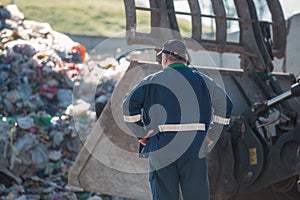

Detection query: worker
(122, 39), (233, 200)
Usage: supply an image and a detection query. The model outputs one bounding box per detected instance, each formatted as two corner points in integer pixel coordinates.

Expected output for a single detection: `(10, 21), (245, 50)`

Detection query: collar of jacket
(163, 63), (192, 71)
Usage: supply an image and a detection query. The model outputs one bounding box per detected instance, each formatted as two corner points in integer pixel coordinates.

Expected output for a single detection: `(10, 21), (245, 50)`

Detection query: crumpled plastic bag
(6, 4), (24, 21)
(31, 144), (49, 170)
(17, 117), (34, 130)
(57, 89), (72, 108)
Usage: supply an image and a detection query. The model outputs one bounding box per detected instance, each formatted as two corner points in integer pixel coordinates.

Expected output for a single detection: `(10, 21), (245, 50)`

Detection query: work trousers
(149, 158), (209, 200)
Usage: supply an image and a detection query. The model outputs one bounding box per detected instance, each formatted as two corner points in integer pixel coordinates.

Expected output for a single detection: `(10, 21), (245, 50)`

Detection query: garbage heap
(0, 4), (106, 200)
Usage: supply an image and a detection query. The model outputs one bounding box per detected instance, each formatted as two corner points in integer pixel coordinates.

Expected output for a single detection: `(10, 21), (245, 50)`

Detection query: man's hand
(138, 129), (154, 145)
(205, 135), (214, 147)
(138, 138), (147, 146)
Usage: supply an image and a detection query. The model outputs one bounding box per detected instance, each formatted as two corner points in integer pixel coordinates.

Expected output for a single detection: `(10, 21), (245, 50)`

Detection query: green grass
(0, 0), (207, 37)
(1, 0), (127, 36)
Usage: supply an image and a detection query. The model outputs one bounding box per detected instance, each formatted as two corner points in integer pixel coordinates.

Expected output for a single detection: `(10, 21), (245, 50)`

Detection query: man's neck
(163, 61), (186, 69)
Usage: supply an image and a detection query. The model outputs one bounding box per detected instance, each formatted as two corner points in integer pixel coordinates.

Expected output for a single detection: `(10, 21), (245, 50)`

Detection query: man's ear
(163, 56), (167, 63)
(162, 54), (167, 66)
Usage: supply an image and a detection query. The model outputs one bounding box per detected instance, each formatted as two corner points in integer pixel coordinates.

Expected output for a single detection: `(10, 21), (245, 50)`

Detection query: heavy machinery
(68, 0), (300, 199)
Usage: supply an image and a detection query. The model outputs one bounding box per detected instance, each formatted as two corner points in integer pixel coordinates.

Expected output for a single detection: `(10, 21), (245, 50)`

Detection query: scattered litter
(0, 3), (87, 200)
(0, 3), (131, 200)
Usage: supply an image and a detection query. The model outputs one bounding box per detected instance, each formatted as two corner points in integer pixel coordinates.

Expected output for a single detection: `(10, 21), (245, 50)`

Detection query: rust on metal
(123, 0), (286, 72)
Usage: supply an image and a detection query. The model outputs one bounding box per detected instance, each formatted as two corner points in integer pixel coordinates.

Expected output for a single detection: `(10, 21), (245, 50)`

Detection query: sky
(279, 0), (300, 18)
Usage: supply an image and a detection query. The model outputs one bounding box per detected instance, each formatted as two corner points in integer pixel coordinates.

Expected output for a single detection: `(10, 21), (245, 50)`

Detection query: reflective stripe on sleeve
(123, 114), (141, 123)
(158, 123), (206, 132)
(212, 115), (230, 125)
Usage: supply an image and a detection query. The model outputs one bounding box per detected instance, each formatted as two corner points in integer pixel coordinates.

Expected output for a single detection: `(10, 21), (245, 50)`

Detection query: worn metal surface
(266, 0), (286, 58)
(124, 0), (286, 72)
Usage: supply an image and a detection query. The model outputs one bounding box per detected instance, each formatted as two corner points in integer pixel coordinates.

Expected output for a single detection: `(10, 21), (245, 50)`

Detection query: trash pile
(0, 3), (138, 199)
(0, 3), (103, 200)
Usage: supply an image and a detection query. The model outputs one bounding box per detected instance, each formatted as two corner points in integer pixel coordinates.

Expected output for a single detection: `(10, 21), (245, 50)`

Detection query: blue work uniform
(122, 63), (232, 200)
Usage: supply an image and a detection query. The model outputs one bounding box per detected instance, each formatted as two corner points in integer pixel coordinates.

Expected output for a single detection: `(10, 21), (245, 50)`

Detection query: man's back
(124, 63), (212, 160)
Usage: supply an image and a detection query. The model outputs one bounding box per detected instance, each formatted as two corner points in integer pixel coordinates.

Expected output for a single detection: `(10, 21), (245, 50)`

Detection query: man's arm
(122, 79), (148, 139)
(203, 74), (233, 148)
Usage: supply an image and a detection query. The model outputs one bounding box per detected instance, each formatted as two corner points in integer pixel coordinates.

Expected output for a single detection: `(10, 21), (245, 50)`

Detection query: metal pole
(267, 90), (292, 106)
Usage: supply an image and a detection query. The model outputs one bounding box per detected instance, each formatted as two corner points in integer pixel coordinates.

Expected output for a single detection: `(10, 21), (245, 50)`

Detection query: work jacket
(122, 63), (232, 159)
